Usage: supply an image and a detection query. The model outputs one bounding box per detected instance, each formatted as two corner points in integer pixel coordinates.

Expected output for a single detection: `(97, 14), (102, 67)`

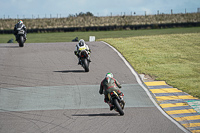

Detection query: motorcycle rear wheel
(113, 99), (124, 116)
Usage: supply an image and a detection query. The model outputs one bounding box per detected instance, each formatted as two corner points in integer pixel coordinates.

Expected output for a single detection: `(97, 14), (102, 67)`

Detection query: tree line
(68, 12), (94, 17)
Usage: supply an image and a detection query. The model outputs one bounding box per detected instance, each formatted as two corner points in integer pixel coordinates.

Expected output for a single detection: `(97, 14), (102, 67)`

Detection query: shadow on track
(0, 46), (19, 48)
(54, 70), (85, 73)
(72, 113), (119, 117)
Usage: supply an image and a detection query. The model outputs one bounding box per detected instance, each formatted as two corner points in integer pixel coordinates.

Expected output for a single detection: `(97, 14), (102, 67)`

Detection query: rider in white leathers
(74, 39), (91, 64)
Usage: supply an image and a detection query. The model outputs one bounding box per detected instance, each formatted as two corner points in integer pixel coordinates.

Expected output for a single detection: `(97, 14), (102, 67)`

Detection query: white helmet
(79, 39), (85, 47)
(19, 20), (23, 24)
(106, 73), (113, 78)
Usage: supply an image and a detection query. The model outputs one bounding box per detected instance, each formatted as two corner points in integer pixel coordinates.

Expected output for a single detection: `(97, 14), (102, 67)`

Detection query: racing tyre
(83, 59), (89, 72)
(19, 36), (24, 47)
(113, 98), (124, 116)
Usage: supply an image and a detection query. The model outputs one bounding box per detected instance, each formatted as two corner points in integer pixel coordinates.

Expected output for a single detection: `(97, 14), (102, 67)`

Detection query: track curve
(0, 42), (185, 133)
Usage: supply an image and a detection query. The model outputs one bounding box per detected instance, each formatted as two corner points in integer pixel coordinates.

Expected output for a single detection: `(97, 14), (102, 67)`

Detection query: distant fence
(0, 22), (200, 34)
(1, 8), (199, 19)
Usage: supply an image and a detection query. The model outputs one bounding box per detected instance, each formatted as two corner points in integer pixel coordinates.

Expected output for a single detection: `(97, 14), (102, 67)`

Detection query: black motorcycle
(108, 91), (125, 115)
(79, 49), (90, 72)
(16, 29), (26, 47)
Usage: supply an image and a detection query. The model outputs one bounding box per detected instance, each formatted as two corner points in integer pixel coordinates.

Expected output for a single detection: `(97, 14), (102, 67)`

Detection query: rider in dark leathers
(99, 73), (124, 110)
(13, 20), (27, 41)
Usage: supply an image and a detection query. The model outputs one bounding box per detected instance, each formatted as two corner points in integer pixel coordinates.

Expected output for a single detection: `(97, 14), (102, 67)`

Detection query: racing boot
(78, 59), (81, 65)
(15, 35), (17, 41)
(104, 97), (114, 111)
(110, 104), (114, 111)
(107, 102), (114, 111)
(24, 34), (27, 40)
(88, 56), (91, 62)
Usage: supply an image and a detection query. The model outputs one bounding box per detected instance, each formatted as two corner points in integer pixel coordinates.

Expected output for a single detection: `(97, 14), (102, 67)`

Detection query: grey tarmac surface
(0, 42), (185, 133)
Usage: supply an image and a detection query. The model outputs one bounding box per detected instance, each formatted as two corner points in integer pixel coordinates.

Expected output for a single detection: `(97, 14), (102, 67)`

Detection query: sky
(0, 0), (199, 19)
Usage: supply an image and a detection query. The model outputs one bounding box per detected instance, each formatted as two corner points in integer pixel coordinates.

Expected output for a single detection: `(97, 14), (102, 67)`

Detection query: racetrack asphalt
(0, 42), (186, 133)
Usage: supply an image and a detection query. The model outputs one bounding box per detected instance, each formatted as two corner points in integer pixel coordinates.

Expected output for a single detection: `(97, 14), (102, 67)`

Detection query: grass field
(0, 27), (200, 98)
(0, 27), (200, 43)
(99, 33), (200, 98)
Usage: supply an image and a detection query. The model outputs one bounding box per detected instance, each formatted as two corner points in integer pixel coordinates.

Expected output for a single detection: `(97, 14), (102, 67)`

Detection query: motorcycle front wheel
(83, 58), (89, 72)
(19, 36), (24, 47)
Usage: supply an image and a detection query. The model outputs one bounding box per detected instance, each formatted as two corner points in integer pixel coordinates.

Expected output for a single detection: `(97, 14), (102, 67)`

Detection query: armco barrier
(0, 22), (200, 34)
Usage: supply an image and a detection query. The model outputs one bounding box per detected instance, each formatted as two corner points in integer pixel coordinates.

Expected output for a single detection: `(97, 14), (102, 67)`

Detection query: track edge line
(101, 41), (190, 133)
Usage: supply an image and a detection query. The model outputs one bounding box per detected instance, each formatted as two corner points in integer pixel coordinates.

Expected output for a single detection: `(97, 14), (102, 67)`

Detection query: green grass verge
(99, 33), (200, 98)
(1, 27), (200, 43)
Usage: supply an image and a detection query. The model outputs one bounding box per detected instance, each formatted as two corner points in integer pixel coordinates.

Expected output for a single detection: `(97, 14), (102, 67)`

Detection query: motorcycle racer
(74, 39), (91, 64)
(99, 73), (124, 110)
(13, 20), (27, 41)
